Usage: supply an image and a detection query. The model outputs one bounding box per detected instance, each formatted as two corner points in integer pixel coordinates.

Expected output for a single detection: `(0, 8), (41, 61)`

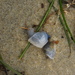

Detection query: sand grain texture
(0, 0), (75, 75)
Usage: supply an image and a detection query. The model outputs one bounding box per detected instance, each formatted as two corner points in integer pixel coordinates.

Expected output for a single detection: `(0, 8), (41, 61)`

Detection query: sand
(0, 0), (75, 75)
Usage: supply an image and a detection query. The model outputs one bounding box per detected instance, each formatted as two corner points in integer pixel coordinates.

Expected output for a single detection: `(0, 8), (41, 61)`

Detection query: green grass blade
(59, 0), (75, 43)
(59, 16), (71, 56)
(19, 0), (55, 59)
(19, 42), (31, 59)
(52, 5), (71, 56)
(36, 0), (55, 32)
(0, 60), (22, 75)
(0, 54), (22, 75)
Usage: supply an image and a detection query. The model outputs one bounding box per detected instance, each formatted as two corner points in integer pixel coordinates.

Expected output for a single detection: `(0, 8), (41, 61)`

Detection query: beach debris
(43, 42), (56, 59)
(28, 31), (49, 48)
(62, 0), (75, 8)
(27, 28), (56, 59)
(41, 3), (44, 8)
(52, 40), (59, 44)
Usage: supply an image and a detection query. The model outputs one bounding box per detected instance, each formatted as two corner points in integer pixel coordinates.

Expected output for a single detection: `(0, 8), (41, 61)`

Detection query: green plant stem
(59, 16), (71, 56)
(52, 6), (71, 56)
(19, 42), (31, 59)
(59, 0), (75, 43)
(0, 54), (22, 75)
(19, 0), (55, 59)
(36, 0), (55, 32)
(0, 60), (22, 75)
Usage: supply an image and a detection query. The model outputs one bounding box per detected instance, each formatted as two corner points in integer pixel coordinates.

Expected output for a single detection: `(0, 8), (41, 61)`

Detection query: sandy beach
(0, 0), (75, 75)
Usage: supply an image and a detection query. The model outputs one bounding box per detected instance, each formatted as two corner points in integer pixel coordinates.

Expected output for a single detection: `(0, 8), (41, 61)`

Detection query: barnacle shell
(43, 42), (56, 59)
(28, 32), (49, 48)
(45, 47), (56, 59)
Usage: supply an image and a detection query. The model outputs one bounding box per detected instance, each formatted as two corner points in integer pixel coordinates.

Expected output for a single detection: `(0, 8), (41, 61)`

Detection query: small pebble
(71, 37), (73, 40)
(32, 25), (37, 28)
(61, 36), (64, 38)
(41, 3), (44, 8)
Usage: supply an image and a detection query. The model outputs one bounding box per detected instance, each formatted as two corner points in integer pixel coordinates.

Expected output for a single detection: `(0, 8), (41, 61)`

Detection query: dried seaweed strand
(19, 0), (55, 59)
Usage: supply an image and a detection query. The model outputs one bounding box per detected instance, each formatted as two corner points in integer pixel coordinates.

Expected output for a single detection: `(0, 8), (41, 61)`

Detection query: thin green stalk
(36, 0), (55, 32)
(19, 0), (55, 59)
(59, 0), (75, 43)
(52, 6), (71, 56)
(19, 42), (31, 59)
(59, 16), (71, 56)
(0, 54), (22, 75)
(0, 60), (22, 75)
